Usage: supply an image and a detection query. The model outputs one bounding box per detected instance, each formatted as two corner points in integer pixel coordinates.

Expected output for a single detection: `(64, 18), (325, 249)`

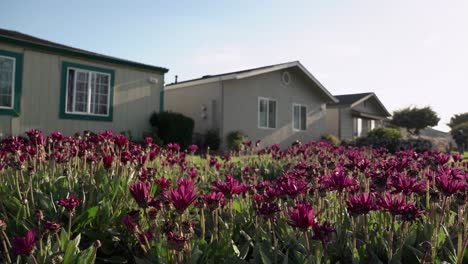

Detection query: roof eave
(0, 35), (169, 73)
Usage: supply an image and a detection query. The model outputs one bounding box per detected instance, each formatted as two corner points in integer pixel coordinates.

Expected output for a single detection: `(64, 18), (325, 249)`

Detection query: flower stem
(303, 231), (310, 255)
(68, 212), (73, 239)
(389, 215), (395, 260)
(0, 232), (11, 263)
(200, 208), (205, 240)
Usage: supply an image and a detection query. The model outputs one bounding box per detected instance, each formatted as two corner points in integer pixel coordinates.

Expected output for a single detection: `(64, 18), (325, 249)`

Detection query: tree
(448, 112), (468, 129)
(448, 112), (468, 147)
(391, 106), (440, 135)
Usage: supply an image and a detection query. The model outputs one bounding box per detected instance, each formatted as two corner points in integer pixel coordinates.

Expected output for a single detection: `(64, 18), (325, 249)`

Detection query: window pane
(90, 73), (109, 115)
(74, 71), (89, 112)
(268, 100), (276, 128)
(66, 69), (75, 112)
(357, 118), (363, 137)
(259, 99), (267, 127)
(300, 106), (306, 130)
(0, 57), (14, 108)
(293, 105), (299, 129)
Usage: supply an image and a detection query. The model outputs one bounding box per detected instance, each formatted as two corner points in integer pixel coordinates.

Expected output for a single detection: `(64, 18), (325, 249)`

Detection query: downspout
(220, 80), (225, 151)
(159, 80), (164, 112)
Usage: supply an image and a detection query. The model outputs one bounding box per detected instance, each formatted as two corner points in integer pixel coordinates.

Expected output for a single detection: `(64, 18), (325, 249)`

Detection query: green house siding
(0, 49), (23, 116)
(59, 61), (115, 121)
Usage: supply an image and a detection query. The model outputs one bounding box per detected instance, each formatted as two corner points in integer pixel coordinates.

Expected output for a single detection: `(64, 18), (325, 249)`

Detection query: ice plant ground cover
(0, 130), (466, 264)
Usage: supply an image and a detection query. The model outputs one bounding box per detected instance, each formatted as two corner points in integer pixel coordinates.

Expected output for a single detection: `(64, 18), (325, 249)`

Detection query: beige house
(0, 28), (168, 139)
(165, 61), (338, 150)
(325, 92), (391, 141)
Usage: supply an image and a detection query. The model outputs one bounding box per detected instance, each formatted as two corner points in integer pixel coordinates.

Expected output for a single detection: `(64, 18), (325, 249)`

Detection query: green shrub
(399, 138), (433, 153)
(355, 127), (403, 153)
(227, 130), (246, 151)
(149, 111), (194, 149)
(367, 127), (402, 139)
(204, 129), (220, 150)
(321, 134), (341, 145)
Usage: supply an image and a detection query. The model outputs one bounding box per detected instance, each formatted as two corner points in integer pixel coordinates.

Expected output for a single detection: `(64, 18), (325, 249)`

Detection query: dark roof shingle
(332, 92), (373, 106)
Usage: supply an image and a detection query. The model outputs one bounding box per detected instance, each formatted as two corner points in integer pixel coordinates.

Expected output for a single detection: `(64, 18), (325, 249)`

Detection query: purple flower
(12, 229), (36, 256)
(435, 171), (466, 197)
(400, 203), (425, 222)
(137, 229), (154, 244)
(102, 154), (114, 170)
(212, 175), (248, 199)
(58, 194), (81, 211)
(122, 214), (138, 231)
(129, 182), (150, 208)
(187, 144), (199, 154)
(45, 221), (61, 233)
(167, 231), (189, 251)
(312, 221), (335, 243)
(257, 202), (281, 220)
(168, 178), (198, 213)
(276, 174), (309, 197)
(346, 193), (379, 216)
(389, 174), (426, 196)
(287, 201), (316, 231)
(320, 167), (359, 193)
(157, 176), (172, 189)
(377, 193), (406, 216)
(188, 167), (198, 179)
(51, 131), (64, 141)
(202, 191), (225, 210)
(114, 134), (128, 148)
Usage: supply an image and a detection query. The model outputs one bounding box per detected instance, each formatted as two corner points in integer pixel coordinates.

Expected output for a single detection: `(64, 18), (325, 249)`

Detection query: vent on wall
(282, 71), (291, 85)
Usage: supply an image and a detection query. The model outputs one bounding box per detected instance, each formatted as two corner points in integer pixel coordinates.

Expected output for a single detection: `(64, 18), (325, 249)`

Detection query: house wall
(339, 108), (354, 141)
(0, 43), (164, 139)
(164, 82), (222, 136)
(222, 67), (328, 149)
(325, 107), (340, 137)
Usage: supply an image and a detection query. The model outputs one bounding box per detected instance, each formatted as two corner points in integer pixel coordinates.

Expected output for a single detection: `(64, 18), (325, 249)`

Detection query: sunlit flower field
(0, 130), (466, 263)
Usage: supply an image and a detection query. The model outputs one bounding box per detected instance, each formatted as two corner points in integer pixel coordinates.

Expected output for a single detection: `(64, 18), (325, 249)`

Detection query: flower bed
(0, 130), (466, 263)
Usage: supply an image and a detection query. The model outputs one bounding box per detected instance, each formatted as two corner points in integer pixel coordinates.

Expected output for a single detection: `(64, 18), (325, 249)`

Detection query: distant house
(165, 61), (338, 150)
(325, 92), (391, 140)
(0, 28), (168, 139)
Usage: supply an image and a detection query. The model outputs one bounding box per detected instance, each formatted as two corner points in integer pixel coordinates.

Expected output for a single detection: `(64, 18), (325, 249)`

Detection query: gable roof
(332, 92), (373, 106)
(0, 28), (168, 73)
(331, 92), (391, 117)
(166, 61), (338, 103)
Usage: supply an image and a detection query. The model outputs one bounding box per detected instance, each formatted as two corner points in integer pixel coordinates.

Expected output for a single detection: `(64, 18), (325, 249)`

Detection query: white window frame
(370, 119), (376, 131)
(354, 117), (363, 137)
(292, 103), (307, 131)
(65, 67), (111, 117)
(257, 97), (277, 129)
(0, 55), (16, 110)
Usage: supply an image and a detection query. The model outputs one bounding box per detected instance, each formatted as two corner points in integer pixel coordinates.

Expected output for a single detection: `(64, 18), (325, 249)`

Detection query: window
(60, 62), (114, 121)
(258, 97), (276, 129)
(353, 117), (363, 137)
(292, 103), (307, 131)
(0, 50), (22, 116)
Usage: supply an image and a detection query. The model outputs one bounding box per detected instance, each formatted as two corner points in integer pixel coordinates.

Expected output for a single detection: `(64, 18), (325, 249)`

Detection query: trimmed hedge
(149, 111), (194, 149)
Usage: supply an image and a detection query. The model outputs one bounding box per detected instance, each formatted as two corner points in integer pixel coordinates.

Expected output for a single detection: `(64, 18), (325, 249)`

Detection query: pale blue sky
(1, 0), (467, 131)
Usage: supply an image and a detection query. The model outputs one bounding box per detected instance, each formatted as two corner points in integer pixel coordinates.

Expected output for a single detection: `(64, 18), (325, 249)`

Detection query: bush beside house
(227, 130), (246, 151)
(149, 111), (194, 149)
